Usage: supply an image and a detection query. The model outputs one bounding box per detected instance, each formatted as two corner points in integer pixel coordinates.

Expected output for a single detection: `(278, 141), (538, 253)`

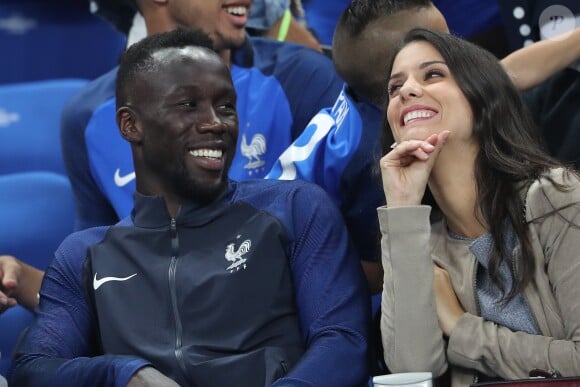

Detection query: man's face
(333, 5), (449, 108)
(168, 0), (252, 50)
(132, 47), (238, 203)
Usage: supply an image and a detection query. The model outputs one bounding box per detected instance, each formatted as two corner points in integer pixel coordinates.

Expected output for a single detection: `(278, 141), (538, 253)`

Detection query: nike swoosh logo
(114, 168), (136, 187)
(93, 273), (137, 290)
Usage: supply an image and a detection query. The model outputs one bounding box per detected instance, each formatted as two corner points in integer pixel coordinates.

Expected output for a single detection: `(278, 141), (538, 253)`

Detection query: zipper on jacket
(280, 360), (289, 375)
(168, 218), (189, 379)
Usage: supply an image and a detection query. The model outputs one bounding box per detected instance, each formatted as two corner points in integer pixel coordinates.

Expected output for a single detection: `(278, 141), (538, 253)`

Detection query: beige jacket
(379, 168), (580, 387)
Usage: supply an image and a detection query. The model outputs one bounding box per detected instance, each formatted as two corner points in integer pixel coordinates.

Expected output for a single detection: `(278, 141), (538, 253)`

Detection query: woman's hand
(380, 131), (450, 207)
(433, 265), (465, 336)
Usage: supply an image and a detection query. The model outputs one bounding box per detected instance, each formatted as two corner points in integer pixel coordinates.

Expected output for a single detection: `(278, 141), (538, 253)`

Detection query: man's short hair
(116, 28), (215, 110)
(338, 0), (433, 36)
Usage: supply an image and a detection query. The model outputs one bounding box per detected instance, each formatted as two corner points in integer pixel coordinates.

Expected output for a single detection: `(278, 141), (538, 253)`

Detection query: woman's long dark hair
(382, 28), (573, 301)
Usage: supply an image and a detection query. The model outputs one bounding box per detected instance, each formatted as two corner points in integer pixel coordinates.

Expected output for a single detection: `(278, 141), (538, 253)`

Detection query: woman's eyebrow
(389, 60), (447, 81)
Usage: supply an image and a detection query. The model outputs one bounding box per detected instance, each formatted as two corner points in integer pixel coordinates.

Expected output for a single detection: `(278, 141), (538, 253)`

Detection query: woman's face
(386, 41), (473, 145)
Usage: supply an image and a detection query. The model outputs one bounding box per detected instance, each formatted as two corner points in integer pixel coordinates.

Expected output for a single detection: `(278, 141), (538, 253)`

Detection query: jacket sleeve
(272, 183), (370, 387)
(10, 231), (151, 386)
(446, 170), (580, 378)
(379, 206), (448, 376)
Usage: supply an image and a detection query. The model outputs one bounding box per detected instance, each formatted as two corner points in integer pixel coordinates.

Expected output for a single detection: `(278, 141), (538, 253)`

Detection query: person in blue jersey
(267, 0), (580, 293)
(61, 0), (343, 231)
(267, 0), (449, 292)
(11, 28), (369, 387)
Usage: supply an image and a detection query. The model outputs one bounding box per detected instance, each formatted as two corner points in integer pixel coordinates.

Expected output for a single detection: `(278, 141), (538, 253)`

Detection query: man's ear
(117, 106), (143, 143)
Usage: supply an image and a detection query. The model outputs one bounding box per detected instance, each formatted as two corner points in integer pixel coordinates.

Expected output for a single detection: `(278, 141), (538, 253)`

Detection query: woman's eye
(426, 70), (444, 79)
(387, 84), (401, 97)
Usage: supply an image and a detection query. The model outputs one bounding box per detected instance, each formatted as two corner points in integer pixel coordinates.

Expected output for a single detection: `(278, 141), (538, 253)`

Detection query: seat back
(0, 79), (88, 175)
(0, 171), (75, 266)
(0, 171), (76, 376)
(0, 1), (126, 83)
(0, 306), (33, 377)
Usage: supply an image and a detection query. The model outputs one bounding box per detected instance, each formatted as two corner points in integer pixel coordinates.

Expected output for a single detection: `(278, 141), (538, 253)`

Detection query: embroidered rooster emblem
(241, 133), (266, 169)
(225, 239), (252, 272)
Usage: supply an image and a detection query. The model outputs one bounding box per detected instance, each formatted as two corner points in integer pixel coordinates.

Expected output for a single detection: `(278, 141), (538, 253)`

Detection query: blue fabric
(0, 2), (126, 84)
(433, 0), (503, 39)
(267, 86), (384, 261)
(247, 0), (290, 30)
(10, 179), (369, 386)
(0, 79), (88, 175)
(61, 37), (342, 231)
(0, 171), (76, 377)
(0, 306), (33, 377)
(302, 0), (351, 46)
(0, 172), (75, 268)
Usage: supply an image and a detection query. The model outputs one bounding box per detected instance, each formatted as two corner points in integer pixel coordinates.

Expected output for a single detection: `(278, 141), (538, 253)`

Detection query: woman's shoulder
(525, 167), (580, 219)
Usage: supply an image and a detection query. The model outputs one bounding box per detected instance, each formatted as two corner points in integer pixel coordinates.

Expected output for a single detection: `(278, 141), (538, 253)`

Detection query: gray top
(451, 222), (540, 335)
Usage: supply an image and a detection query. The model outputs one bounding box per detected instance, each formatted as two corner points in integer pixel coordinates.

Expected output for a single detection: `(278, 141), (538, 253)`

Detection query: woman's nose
(400, 78), (422, 100)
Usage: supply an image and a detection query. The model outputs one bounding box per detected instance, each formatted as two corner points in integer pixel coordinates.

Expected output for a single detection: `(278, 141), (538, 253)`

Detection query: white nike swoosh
(93, 273), (137, 290)
(114, 168), (136, 187)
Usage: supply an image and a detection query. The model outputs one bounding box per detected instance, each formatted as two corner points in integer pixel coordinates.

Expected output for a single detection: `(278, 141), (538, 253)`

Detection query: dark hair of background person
(382, 28), (573, 302)
(333, 0), (436, 106)
(115, 28), (215, 111)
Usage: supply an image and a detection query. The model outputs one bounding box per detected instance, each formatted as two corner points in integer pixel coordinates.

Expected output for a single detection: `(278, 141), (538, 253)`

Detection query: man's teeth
(189, 149), (223, 159)
(403, 110), (435, 125)
(225, 6), (248, 16)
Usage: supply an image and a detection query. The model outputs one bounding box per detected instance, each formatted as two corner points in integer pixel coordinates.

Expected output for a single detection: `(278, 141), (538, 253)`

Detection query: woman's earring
(390, 142), (398, 149)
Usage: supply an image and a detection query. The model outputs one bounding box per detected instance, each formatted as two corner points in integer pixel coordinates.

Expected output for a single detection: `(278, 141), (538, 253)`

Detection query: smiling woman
(378, 28), (580, 387)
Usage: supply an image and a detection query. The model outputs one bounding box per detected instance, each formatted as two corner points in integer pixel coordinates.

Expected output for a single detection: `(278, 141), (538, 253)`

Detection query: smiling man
(11, 29), (369, 387)
(61, 0), (343, 231)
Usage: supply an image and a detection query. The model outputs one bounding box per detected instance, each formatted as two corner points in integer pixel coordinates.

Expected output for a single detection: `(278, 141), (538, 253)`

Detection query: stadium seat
(0, 79), (88, 174)
(0, 171), (75, 266)
(0, 171), (76, 377)
(0, 306), (33, 377)
(0, 0), (126, 83)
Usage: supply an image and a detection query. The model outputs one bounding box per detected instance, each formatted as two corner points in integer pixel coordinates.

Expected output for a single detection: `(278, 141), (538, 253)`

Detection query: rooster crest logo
(241, 133), (266, 170)
(225, 239), (252, 272)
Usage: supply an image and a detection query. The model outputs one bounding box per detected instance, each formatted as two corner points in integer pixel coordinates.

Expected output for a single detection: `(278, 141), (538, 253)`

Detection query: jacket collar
(131, 181), (237, 228)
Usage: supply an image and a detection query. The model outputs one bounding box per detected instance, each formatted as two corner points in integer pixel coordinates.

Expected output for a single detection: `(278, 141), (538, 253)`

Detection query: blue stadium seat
(0, 1), (126, 83)
(0, 171), (76, 377)
(0, 306), (33, 378)
(0, 171), (75, 267)
(0, 79), (88, 175)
